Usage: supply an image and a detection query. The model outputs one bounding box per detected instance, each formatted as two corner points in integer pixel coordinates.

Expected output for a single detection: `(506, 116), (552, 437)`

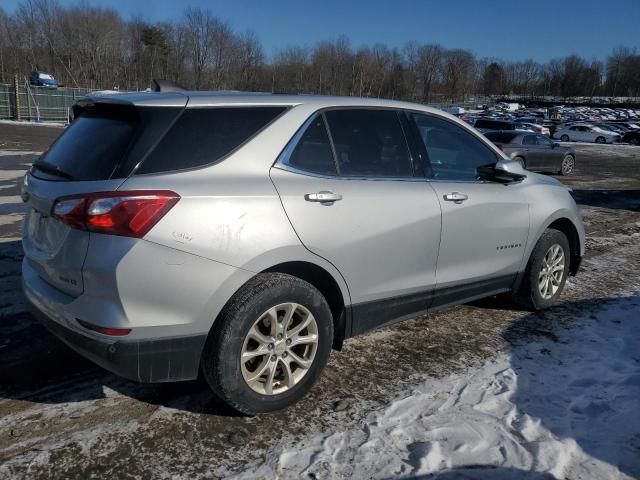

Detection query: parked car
(595, 123), (628, 136)
(29, 70), (59, 88)
(514, 117), (543, 125)
(517, 122), (550, 136)
(553, 124), (621, 144)
(23, 92), (585, 415)
(484, 131), (575, 175)
(615, 122), (640, 131)
(622, 130), (640, 145)
(474, 118), (534, 133)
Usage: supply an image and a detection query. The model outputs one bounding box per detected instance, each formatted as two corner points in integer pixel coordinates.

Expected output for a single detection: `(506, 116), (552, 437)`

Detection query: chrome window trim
(276, 108), (418, 182)
(275, 106), (502, 186)
(273, 163), (427, 183)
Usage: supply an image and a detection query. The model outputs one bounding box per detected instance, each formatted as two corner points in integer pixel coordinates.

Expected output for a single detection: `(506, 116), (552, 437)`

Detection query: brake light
(52, 190), (179, 238)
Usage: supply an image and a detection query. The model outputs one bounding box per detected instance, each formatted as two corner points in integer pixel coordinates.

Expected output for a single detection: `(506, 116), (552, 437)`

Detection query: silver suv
(22, 92), (585, 414)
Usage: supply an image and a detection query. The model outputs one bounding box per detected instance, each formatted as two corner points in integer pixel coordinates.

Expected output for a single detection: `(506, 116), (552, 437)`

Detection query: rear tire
(595, 136), (606, 144)
(630, 137), (639, 146)
(515, 229), (570, 311)
(559, 154), (574, 176)
(560, 134), (570, 142)
(201, 273), (333, 415)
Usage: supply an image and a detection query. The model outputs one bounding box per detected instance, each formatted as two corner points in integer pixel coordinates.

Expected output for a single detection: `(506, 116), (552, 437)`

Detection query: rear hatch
(22, 96), (186, 297)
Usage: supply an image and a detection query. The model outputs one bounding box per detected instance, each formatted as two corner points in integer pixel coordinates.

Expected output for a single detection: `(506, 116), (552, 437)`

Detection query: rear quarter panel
(117, 105), (352, 316)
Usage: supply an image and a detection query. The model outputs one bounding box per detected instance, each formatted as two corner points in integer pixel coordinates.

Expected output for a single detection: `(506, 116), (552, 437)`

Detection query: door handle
(305, 191), (342, 204)
(443, 192), (468, 204)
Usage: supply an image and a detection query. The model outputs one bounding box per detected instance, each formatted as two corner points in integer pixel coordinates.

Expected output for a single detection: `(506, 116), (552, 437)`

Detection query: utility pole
(13, 73), (20, 121)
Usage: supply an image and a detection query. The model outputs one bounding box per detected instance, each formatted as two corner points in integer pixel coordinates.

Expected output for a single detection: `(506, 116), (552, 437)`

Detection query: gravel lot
(0, 124), (638, 479)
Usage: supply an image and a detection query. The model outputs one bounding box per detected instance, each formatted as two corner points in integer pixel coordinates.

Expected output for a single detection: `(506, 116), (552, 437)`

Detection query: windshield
(39, 73), (54, 80)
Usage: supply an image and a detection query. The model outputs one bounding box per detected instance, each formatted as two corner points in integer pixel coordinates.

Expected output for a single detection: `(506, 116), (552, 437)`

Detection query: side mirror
(477, 160), (526, 184)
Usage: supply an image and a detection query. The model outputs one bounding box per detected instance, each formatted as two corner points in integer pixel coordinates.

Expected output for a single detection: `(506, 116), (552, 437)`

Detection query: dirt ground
(0, 124), (638, 479)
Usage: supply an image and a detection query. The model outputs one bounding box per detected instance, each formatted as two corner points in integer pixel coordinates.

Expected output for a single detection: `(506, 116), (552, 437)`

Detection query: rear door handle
(305, 191), (342, 204)
(443, 192), (468, 204)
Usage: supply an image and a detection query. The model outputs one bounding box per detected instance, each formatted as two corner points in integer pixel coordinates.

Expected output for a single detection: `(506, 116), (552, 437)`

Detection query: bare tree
(1, 0), (638, 101)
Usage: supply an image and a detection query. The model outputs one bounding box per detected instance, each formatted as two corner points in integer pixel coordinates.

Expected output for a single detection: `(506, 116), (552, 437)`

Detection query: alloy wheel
(561, 155), (574, 175)
(240, 303), (319, 395)
(538, 244), (565, 299)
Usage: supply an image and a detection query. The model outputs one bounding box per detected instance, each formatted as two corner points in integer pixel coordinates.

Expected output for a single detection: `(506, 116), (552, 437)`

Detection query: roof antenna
(151, 79), (186, 92)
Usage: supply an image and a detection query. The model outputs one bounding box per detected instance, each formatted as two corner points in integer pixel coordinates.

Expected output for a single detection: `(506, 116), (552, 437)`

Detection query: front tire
(201, 273), (333, 415)
(560, 134), (570, 142)
(595, 136), (606, 144)
(515, 229), (570, 311)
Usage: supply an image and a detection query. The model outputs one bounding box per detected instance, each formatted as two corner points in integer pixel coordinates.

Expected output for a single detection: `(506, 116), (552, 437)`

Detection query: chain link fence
(0, 82), (94, 123)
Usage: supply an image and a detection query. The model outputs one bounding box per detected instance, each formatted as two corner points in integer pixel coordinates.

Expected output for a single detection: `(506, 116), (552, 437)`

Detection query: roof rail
(152, 79), (186, 92)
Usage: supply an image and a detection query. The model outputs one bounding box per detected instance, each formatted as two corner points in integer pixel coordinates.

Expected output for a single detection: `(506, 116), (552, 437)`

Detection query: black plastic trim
(349, 274), (516, 337)
(31, 304), (206, 383)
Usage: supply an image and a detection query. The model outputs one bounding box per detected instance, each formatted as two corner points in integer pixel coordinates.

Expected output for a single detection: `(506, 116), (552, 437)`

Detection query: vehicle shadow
(401, 467), (555, 479)
(0, 307), (237, 416)
(570, 189), (640, 211)
(502, 293), (640, 478)
(0, 239), (237, 417)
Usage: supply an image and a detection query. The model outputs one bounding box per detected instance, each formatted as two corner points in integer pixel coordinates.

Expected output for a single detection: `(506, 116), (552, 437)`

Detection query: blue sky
(4, 0), (639, 61)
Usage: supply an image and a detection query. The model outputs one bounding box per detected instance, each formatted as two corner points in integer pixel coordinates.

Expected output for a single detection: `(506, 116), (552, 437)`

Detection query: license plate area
(28, 210), (49, 247)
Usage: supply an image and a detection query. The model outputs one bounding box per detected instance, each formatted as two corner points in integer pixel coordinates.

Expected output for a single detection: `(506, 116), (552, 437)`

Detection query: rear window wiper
(31, 161), (74, 180)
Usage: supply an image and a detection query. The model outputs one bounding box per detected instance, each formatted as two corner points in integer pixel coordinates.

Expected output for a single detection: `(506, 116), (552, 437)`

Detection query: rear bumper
(21, 235), (255, 382)
(23, 256), (209, 383)
(28, 300), (206, 383)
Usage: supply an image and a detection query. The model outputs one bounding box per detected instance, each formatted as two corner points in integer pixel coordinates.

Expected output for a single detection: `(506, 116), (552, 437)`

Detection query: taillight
(52, 190), (179, 238)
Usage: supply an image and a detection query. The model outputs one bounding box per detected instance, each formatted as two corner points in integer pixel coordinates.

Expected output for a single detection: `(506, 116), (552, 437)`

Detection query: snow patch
(231, 295), (640, 480)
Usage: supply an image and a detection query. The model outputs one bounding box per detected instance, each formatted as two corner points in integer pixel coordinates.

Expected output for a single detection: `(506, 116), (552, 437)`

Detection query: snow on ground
(0, 120), (65, 128)
(232, 295), (640, 480)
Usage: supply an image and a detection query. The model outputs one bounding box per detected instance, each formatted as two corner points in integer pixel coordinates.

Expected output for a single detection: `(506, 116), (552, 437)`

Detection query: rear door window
(137, 107), (287, 175)
(536, 135), (553, 147)
(324, 109), (413, 177)
(523, 135), (536, 145)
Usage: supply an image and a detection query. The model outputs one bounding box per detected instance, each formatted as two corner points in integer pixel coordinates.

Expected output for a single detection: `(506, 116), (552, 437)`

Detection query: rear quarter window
(136, 107), (287, 175)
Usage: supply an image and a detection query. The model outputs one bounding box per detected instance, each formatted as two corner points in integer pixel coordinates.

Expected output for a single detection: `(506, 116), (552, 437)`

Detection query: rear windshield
(34, 104), (187, 181)
(484, 132), (518, 143)
(136, 107), (287, 175)
(34, 104), (140, 181)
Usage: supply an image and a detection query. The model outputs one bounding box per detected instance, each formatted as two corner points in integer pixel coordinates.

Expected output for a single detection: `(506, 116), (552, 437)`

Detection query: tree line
(1, 0), (639, 102)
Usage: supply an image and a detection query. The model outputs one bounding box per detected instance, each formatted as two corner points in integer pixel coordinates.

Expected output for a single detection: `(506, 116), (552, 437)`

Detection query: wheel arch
(262, 261), (349, 349)
(512, 213), (583, 296)
(546, 217), (581, 276)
